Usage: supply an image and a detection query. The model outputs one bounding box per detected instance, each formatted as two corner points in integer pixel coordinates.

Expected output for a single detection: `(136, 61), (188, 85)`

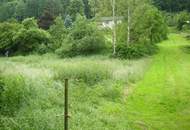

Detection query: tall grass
(0, 54), (150, 130)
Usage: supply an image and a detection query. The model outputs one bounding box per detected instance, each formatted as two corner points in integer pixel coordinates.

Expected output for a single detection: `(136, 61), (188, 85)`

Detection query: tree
(127, 1), (130, 45)
(56, 15), (105, 57)
(0, 1), (17, 21)
(68, 0), (84, 20)
(111, 0), (116, 55)
(15, 0), (26, 21)
(62, 0), (70, 16)
(83, 0), (92, 19)
(176, 11), (190, 30)
(13, 18), (51, 54)
(64, 14), (72, 28)
(115, 1), (168, 59)
(22, 17), (38, 29)
(0, 22), (22, 54)
(49, 16), (68, 50)
(38, 4), (55, 29)
(153, 0), (190, 12)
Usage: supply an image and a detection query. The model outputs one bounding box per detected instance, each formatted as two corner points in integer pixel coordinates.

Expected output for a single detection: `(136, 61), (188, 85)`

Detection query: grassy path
(126, 34), (190, 130)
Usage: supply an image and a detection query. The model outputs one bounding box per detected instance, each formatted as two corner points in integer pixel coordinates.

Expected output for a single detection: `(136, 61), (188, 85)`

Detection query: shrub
(56, 15), (106, 57)
(0, 18), (51, 55)
(22, 17), (38, 29)
(116, 4), (166, 59)
(13, 27), (51, 54)
(115, 43), (158, 59)
(176, 11), (190, 31)
(0, 22), (22, 55)
(49, 16), (68, 51)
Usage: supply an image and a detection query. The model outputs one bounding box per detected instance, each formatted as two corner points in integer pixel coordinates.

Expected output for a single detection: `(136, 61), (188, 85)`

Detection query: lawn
(126, 34), (190, 130)
(0, 34), (190, 130)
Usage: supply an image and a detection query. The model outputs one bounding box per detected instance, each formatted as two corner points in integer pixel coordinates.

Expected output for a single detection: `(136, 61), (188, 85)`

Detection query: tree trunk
(112, 0), (116, 55)
(127, 7), (130, 45)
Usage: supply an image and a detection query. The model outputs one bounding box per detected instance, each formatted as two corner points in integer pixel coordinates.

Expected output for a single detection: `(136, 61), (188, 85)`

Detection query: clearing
(126, 34), (190, 130)
(0, 34), (190, 130)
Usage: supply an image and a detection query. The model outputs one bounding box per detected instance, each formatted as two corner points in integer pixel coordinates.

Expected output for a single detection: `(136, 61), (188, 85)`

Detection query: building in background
(98, 16), (124, 29)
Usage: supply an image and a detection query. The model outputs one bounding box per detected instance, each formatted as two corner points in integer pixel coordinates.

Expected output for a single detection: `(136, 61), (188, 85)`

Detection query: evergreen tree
(83, 0), (92, 19)
(64, 14), (72, 28)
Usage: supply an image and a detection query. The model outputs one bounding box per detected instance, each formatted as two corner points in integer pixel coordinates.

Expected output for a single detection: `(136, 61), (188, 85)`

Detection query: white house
(98, 16), (124, 29)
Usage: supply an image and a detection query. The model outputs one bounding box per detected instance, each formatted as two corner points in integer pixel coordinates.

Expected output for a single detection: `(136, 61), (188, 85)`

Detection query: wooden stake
(64, 79), (69, 130)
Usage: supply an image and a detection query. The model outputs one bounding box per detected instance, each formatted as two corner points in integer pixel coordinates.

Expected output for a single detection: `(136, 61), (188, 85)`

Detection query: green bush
(0, 22), (22, 55)
(115, 43), (158, 59)
(116, 4), (166, 59)
(0, 18), (51, 55)
(49, 16), (68, 51)
(22, 17), (38, 29)
(176, 11), (190, 31)
(13, 28), (51, 54)
(56, 15), (106, 57)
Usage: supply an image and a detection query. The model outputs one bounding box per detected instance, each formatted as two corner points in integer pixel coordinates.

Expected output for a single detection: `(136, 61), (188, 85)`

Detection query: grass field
(126, 34), (190, 130)
(0, 53), (150, 129)
(0, 34), (190, 130)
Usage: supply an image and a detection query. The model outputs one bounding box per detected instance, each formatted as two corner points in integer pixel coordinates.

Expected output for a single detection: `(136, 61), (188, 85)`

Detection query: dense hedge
(0, 18), (51, 55)
(0, 22), (21, 54)
(115, 43), (158, 59)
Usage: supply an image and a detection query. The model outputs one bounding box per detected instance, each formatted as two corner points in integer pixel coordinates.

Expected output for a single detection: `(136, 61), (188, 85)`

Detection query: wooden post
(64, 79), (69, 130)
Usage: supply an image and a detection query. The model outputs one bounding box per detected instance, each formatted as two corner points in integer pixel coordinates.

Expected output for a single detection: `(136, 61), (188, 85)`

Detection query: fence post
(64, 79), (69, 130)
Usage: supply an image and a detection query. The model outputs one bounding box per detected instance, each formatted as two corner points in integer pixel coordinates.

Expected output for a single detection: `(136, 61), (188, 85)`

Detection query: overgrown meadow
(1, 0), (189, 129)
(0, 54), (150, 130)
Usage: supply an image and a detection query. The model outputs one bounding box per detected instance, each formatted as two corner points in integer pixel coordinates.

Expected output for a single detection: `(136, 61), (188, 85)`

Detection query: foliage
(0, 1), (17, 21)
(68, 0), (84, 20)
(48, 16), (68, 51)
(22, 17), (38, 29)
(0, 75), (31, 116)
(153, 0), (190, 12)
(13, 27), (51, 54)
(164, 13), (178, 27)
(115, 43), (158, 59)
(0, 54), (149, 130)
(64, 14), (72, 28)
(116, 3), (167, 59)
(132, 4), (167, 44)
(57, 15), (106, 57)
(38, 7), (55, 30)
(176, 11), (190, 30)
(0, 18), (51, 55)
(0, 22), (22, 55)
(83, 0), (93, 19)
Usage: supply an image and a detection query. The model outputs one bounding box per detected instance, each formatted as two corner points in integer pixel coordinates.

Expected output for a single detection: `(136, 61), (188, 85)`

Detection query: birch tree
(111, 0), (116, 55)
(127, 6), (130, 45)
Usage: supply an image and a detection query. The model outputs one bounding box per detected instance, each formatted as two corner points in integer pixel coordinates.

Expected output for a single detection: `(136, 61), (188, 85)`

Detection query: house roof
(99, 16), (124, 22)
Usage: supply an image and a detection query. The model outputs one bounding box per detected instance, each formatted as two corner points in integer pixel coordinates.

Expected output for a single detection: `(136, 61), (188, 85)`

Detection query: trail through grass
(126, 34), (190, 130)
(1, 34), (190, 130)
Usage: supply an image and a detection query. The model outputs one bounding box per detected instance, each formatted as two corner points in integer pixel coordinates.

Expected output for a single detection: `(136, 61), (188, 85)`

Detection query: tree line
(153, 0), (190, 12)
(0, 0), (168, 59)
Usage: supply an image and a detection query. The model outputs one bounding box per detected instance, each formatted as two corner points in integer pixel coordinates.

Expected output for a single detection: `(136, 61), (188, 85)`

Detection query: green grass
(125, 34), (190, 130)
(0, 54), (150, 130)
(1, 33), (190, 130)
